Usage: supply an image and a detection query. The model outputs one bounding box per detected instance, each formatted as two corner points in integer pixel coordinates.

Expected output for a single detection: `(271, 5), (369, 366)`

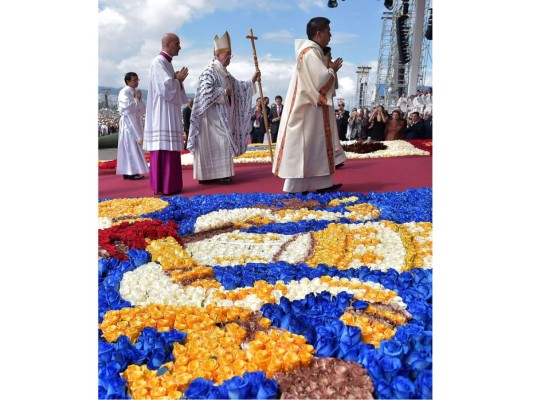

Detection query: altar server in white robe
(187, 31), (259, 184)
(272, 17), (344, 194)
(424, 88), (432, 114)
(396, 93), (408, 115)
(117, 72), (149, 180)
(143, 33), (189, 195)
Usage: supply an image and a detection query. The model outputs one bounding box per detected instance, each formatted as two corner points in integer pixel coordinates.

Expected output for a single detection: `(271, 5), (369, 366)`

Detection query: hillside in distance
(98, 86), (194, 106)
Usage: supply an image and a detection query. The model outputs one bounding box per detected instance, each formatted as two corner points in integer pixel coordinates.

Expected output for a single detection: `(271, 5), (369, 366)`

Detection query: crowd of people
(106, 17), (432, 196)
(336, 101), (433, 142)
(98, 109), (120, 136)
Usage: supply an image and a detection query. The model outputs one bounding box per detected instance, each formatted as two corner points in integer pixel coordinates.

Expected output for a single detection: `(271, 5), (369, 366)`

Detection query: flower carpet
(98, 141), (430, 169)
(98, 188), (432, 399)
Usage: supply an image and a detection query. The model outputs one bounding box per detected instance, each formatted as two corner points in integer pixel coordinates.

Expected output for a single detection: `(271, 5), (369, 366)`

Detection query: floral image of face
(98, 190), (432, 399)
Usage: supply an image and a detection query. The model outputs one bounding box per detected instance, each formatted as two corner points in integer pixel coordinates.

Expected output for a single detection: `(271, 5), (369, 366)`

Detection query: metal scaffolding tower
(356, 66), (372, 108)
(374, 12), (393, 109)
(374, 0), (432, 111)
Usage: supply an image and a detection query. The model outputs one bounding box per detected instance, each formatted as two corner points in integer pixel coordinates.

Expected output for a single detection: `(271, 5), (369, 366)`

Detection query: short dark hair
(275, 95), (282, 101)
(307, 17), (330, 40)
(124, 72), (138, 84)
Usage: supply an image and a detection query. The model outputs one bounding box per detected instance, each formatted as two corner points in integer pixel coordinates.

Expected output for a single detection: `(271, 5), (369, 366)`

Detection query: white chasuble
(272, 39), (339, 191)
(187, 60), (255, 180)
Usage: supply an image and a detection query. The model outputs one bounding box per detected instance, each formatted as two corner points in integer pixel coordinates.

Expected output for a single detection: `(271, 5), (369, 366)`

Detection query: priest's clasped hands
(175, 67), (189, 82)
(329, 57), (343, 73)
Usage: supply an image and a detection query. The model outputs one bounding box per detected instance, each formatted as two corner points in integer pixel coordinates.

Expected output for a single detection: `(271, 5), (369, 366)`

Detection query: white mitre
(214, 31), (231, 55)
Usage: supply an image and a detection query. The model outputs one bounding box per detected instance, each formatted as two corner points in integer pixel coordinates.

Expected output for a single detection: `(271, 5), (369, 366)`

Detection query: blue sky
(99, 0), (432, 109)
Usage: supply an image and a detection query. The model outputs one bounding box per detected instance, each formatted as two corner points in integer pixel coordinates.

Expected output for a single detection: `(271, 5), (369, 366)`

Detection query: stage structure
(102, 88), (110, 109)
(355, 66), (372, 108)
(373, 0), (432, 111)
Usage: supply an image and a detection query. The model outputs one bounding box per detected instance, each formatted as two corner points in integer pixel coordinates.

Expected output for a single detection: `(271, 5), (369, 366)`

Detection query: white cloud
(98, 0), (429, 111)
(296, 0), (324, 12)
(263, 30), (294, 44)
(98, 7), (127, 27)
(329, 32), (359, 46)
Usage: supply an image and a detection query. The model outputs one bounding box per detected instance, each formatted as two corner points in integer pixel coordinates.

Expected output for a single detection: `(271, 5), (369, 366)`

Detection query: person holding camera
(368, 105), (387, 141)
(404, 111), (425, 140)
(347, 109), (370, 141)
(335, 101), (350, 141)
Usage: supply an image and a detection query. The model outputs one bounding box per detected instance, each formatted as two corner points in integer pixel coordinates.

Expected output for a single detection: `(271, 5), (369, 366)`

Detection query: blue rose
(98, 341), (116, 363)
(184, 378), (215, 399)
(160, 329), (187, 345)
(314, 325), (339, 357)
(391, 375), (416, 399)
(244, 372), (279, 399)
(135, 327), (157, 351)
(279, 296), (295, 313)
(415, 369), (432, 398)
(111, 350), (132, 371)
(352, 300), (369, 310)
(99, 362), (128, 399)
(205, 385), (227, 399)
(220, 274), (239, 290)
(405, 347), (432, 372)
(407, 301), (431, 323)
(421, 330), (432, 347)
(223, 375), (250, 399)
(260, 303), (284, 326)
(365, 359), (383, 381)
(398, 288), (422, 303)
(412, 268), (431, 285)
(381, 339), (404, 358)
(146, 348), (167, 370)
(414, 283), (432, 301)
(337, 324), (362, 357)
(399, 323), (424, 340)
(129, 248), (151, 266)
(356, 344), (377, 366)
(374, 378), (393, 399)
(378, 355), (403, 380)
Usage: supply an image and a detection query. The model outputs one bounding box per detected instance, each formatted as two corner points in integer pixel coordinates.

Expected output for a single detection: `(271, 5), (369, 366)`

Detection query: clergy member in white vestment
(187, 31), (259, 184)
(272, 17), (344, 194)
(424, 88), (432, 114)
(143, 33), (189, 195)
(116, 72), (149, 180)
(396, 93), (408, 115)
(414, 90), (426, 114)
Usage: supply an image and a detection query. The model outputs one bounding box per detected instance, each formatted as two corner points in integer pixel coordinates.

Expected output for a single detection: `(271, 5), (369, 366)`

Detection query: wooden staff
(246, 28), (273, 163)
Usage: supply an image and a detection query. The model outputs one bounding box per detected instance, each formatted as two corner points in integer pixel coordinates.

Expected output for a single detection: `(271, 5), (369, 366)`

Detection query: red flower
(98, 219), (182, 260)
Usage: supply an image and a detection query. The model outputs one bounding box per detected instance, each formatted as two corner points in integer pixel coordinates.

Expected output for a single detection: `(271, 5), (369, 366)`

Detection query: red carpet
(99, 154), (432, 199)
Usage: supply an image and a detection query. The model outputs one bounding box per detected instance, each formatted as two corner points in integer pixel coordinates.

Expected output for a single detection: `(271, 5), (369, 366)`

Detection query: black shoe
(215, 177), (232, 184)
(335, 162), (344, 169)
(315, 183), (343, 194)
(199, 179), (213, 184)
(130, 174), (144, 180)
